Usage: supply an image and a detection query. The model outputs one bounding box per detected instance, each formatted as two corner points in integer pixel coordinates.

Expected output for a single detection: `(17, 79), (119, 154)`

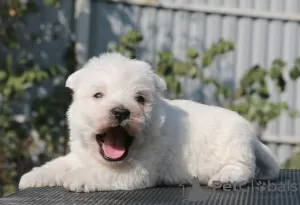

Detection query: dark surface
(1, 169), (300, 205)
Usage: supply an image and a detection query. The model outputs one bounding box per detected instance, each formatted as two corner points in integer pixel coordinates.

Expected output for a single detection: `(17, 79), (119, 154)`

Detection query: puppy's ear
(131, 59), (167, 92)
(153, 74), (167, 92)
(65, 69), (83, 90)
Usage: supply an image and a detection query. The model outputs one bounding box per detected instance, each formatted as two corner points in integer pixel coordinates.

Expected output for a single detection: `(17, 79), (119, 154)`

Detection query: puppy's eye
(135, 95), (145, 104)
(93, 92), (104, 99)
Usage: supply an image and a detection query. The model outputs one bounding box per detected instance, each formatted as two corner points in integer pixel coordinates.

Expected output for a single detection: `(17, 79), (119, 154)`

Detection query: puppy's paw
(63, 169), (100, 192)
(208, 165), (253, 187)
(19, 168), (63, 189)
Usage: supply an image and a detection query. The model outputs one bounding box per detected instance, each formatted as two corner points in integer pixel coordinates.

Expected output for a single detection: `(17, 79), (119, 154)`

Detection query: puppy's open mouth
(96, 126), (134, 162)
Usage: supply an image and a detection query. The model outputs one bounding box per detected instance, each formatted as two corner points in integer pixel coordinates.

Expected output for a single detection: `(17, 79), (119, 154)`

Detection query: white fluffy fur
(19, 53), (280, 192)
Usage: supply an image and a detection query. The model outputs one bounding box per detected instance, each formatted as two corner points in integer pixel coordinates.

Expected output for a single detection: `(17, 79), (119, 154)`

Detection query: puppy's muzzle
(96, 126), (134, 162)
(111, 107), (130, 123)
(96, 106), (136, 162)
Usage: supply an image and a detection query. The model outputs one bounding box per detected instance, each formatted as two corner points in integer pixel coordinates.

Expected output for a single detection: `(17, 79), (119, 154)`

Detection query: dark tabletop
(1, 169), (300, 205)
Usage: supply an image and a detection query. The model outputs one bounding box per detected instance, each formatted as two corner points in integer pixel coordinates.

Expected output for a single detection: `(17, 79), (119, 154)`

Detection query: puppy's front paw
(208, 165), (253, 187)
(63, 169), (100, 192)
(19, 168), (63, 189)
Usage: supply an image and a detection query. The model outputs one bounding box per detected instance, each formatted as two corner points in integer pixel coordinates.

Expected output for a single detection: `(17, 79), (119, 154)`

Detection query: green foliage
(201, 39), (235, 68)
(110, 30), (300, 133)
(108, 30), (142, 59)
(0, 0), (75, 196)
(281, 152), (300, 169)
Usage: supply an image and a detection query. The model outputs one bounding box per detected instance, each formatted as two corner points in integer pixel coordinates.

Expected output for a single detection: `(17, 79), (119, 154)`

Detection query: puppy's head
(66, 53), (166, 164)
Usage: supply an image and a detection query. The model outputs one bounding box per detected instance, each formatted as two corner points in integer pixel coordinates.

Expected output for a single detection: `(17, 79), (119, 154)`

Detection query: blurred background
(1, 0), (300, 197)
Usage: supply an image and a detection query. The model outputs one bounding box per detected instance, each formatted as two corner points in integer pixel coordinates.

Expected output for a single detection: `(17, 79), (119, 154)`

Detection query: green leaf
(5, 55), (13, 73)
(227, 42), (235, 51)
(290, 67), (300, 80)
(156, 51), (174, 75)
(189, 66), (198, 79)
(230, 103), (249, 115)
(0, 71), (7, 80)
(3, 87), (12, 98)
(126, 30), (143, 44)
(276, 75), (286, 93)
(48, 66), (58, 77)
(174, 62), (189, 76)
(269, 59), (286, 80)
(186, 48), (199, 59)
(221, 86), (232, 99)
(280, 102), (289, 110)
(44, 0), (60, 7)
(201, 53), (212, 68)
(289, 58), (300, 80)
(257, 86), (269, 99)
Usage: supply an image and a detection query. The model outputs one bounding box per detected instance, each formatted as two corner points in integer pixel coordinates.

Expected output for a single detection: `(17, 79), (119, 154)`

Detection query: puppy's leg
(19, 153), (81, 189)
(62, 167), (156, 192)
(207, 163), (255, 187)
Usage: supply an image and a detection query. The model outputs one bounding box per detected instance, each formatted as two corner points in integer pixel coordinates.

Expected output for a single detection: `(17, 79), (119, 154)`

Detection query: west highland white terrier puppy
(19, 53), (279, 192)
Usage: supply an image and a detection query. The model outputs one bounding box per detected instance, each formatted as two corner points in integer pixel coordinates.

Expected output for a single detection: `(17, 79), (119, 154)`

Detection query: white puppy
(19, 53), (280, 192)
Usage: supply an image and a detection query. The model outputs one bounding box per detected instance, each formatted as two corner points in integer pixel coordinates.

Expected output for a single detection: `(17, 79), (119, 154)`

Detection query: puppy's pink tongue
(102, 127), (126, 159)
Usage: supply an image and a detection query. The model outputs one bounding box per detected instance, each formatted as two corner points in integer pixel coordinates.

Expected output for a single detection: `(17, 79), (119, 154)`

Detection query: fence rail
(107, 0), (300, 22)
(261, 136), (300, 146)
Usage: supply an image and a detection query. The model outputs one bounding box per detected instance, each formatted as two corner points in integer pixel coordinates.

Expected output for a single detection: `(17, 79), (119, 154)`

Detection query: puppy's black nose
(111, 107), (130, 122)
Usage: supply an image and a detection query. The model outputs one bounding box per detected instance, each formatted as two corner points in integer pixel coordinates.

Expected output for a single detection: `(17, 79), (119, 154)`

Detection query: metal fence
(72, 0), (300, 163)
